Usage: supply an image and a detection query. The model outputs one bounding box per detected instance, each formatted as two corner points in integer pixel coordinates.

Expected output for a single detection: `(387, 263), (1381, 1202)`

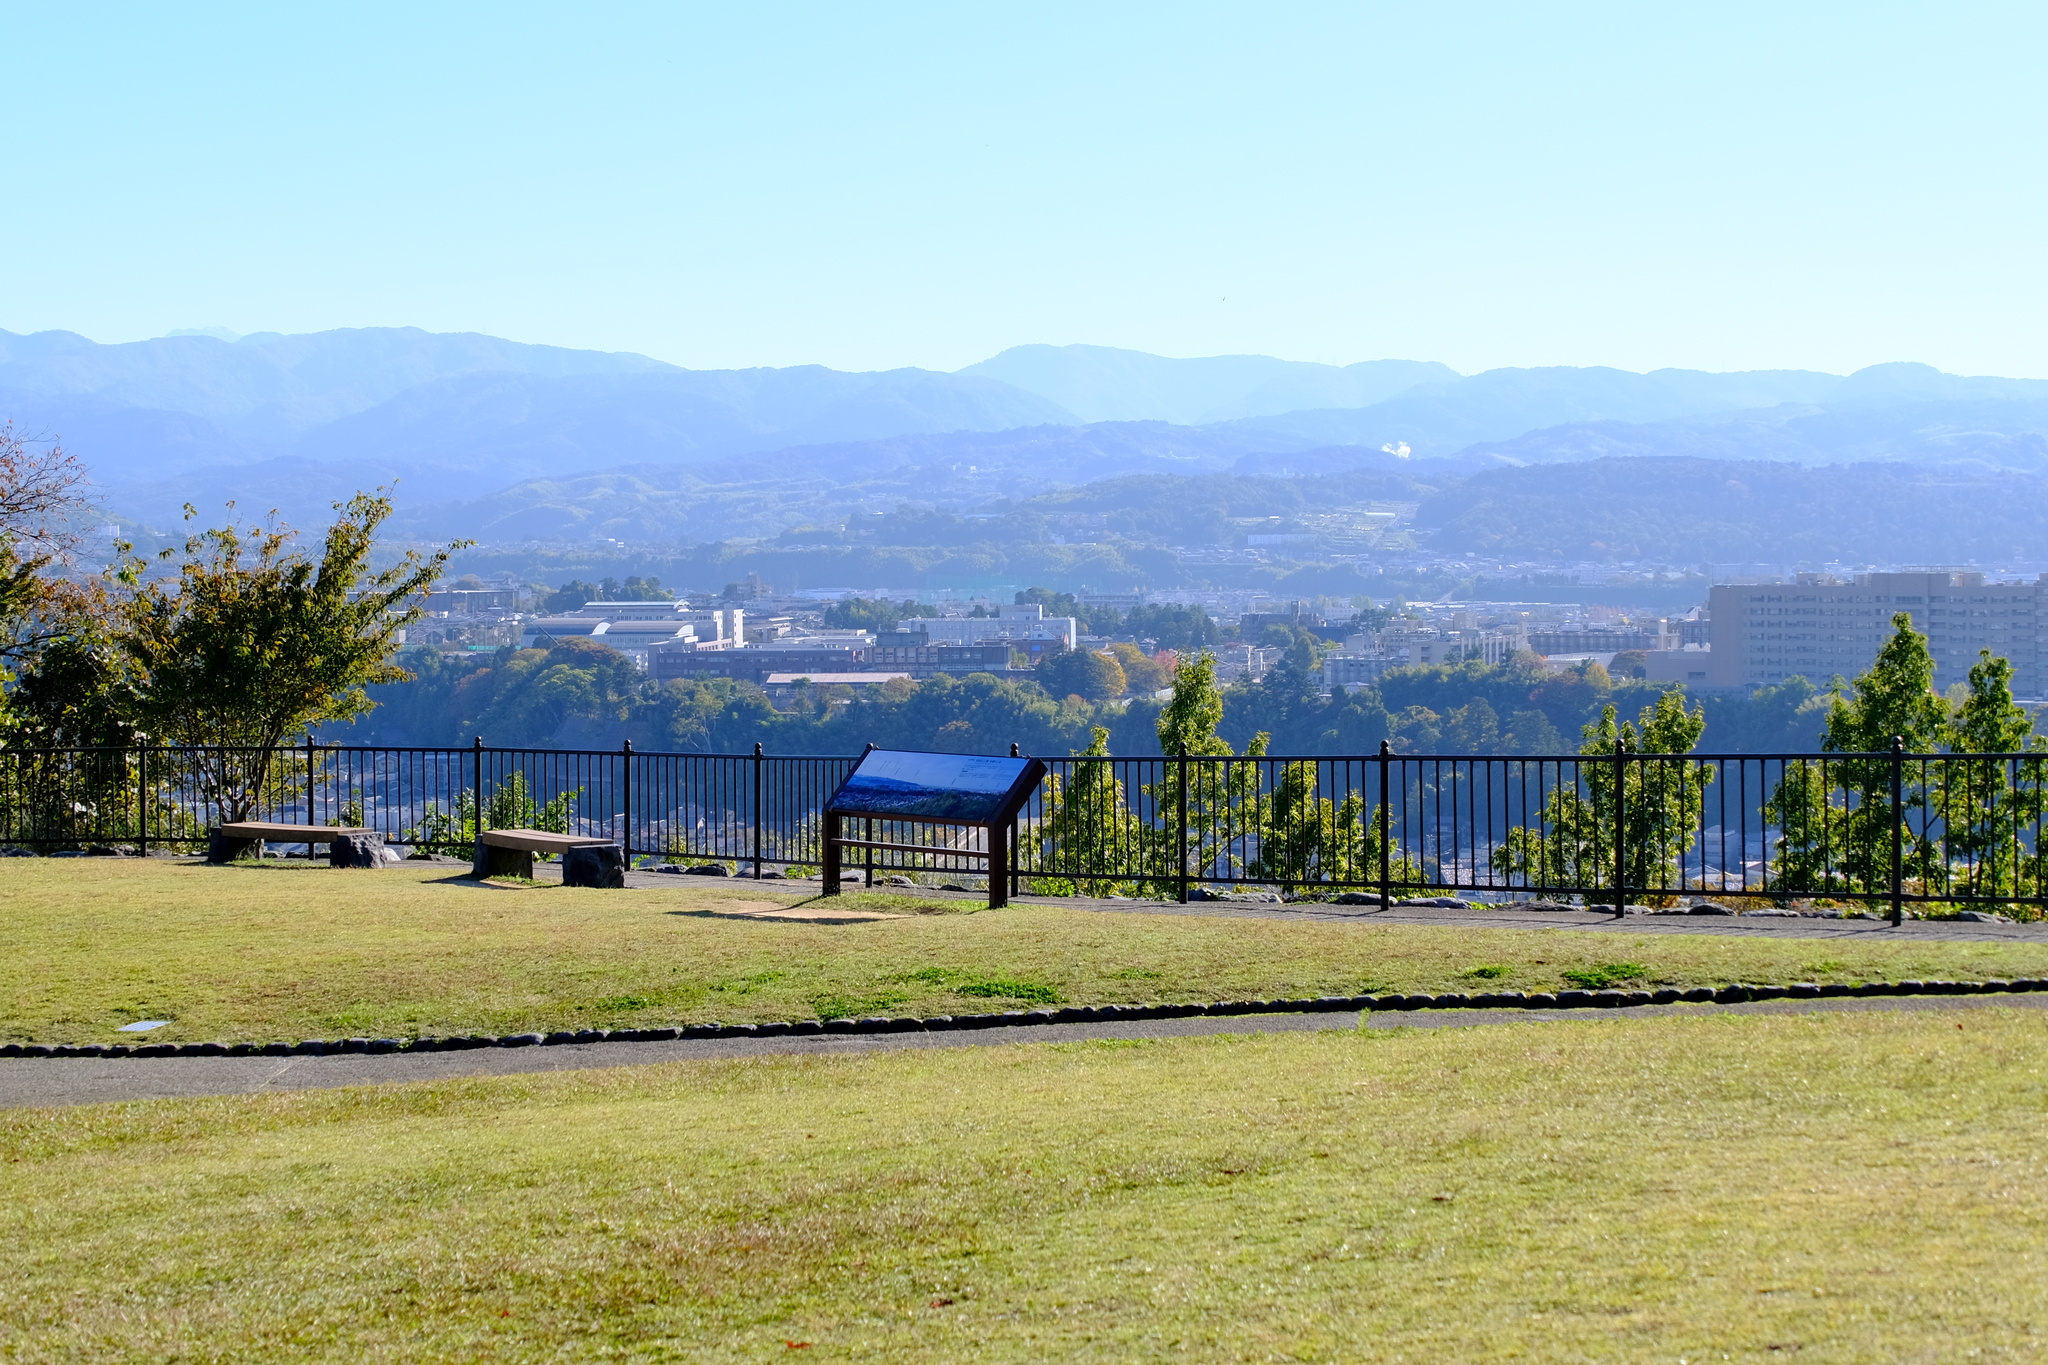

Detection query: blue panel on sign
(827, 749), (1041, 823)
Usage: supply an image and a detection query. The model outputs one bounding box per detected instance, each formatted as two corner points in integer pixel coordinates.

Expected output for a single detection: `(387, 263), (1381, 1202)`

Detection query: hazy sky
(4, 2), (2045, 376)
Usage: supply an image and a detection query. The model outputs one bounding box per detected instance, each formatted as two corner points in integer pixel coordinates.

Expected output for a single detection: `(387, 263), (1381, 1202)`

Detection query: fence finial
(1010, 742), (1020, 757)
(1378, 738), (1392, 757)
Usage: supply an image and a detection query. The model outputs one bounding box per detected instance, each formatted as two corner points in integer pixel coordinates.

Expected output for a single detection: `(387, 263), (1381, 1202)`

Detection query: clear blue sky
(4, 2), (2044, 377)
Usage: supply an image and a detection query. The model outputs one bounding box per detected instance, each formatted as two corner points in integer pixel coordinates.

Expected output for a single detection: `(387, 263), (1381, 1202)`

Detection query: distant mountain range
(7, 324), (2048, 565)
(960, 344), (1457, 424)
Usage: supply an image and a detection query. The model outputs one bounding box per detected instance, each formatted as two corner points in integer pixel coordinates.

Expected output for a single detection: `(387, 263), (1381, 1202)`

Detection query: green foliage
(1560, 962), (1648, 989)
(1108, 642), (1169, 694)
(541, 576), (671, 612)
(1821, 614), (1949, 755)
(116, 493), (458, 820)
(1037, 646), (1127, 701)
(405, 771), (579, 859)
(1493, 692), (1712, 896)
(1157, 653), (1230, 758)
(1243, 756), (1424, 890)
(1608, 649), (1649, 679)
(1770, 625), (2048, 910)
(1038, 727), (1146, 895)
(7, 631), (141, 749)
(1463, 964), (1510, 979)
(1770, 616), (1947, 902)
(822, 597), (936, 631)
(904, 965), (1063, 1004)
(954, 978), (1062, 1004)
(1697, 675), (1832, 752)
(1123, 602), (1223, 651)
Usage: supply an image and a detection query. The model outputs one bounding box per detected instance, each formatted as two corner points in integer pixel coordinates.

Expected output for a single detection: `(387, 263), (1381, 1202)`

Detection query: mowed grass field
(8, 860), (2048, 1043)
(4, 1008), (2047, 1361)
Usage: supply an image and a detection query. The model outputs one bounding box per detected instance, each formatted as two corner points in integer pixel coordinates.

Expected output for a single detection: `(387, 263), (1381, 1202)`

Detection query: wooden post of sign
(985, 820), (1010, 909)
(821, 810), (843, 896)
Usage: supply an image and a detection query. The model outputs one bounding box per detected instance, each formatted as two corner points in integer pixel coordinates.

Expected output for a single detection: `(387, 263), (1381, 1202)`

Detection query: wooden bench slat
(219, 822), (374, 840)
(478, 828), (615, 854)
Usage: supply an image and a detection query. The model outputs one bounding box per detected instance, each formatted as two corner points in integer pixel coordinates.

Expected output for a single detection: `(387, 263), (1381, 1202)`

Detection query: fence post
(1176, 745), (1190, 904)
(1008, 743), (1022, 898)
(1612, 736), (1627, 918)
(1377, 740), (1392, 911)
(621, 738), (633, 864)
(1890, 735), (1905, 926)
(472, 736), (483, 843)
(304, 731), (315, 828)
(822, 809), (841, 896)
(752, 741), (764, 879)
(136, 742), (148, 857)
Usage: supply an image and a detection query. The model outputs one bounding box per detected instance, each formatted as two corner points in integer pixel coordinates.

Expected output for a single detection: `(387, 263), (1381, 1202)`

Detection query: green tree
(116, 493), (459, 821)
(1037, 646), (1127, 701)
(1931, 650), (2047, 905)
(1495, 691), (1711, 899)
(1144, 654), (1276, 891)
(1245, 756), (1425, 893)
(1767, 614), (1947, 902)
(1035, 725), (1145, 894)
(1107, 641), (1167, 694)
(822, 596), (935, 631)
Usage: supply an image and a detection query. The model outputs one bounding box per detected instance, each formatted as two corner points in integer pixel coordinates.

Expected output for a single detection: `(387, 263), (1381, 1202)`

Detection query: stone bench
(210, 821), (388, 867)
(474, 828), (625, 888)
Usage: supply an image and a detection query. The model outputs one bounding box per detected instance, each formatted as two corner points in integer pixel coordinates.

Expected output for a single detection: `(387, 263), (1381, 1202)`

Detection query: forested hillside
(339, 640), (1829, 757)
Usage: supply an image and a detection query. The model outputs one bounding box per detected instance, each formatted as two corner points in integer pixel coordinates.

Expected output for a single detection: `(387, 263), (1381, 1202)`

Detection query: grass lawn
(7, 859), (2048, 1044)
(4, 1008), (2046, 1360)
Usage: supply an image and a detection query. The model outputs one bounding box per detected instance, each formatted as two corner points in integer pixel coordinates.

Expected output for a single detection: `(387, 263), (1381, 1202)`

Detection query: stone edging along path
(9, 976), (2048, 1059)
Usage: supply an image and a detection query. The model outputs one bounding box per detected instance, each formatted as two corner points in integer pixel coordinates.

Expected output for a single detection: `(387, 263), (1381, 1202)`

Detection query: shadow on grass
(420, 872), (564, 891)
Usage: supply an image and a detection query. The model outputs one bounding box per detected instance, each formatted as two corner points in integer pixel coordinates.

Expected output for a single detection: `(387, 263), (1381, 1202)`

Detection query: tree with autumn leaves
(0, 426), (459, 826)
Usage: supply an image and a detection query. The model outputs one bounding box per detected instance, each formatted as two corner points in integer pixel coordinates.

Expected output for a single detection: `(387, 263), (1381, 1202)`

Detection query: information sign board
(826, 749), (1044, 825)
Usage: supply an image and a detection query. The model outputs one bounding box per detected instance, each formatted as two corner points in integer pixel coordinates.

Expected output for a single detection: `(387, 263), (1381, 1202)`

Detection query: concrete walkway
(6, 993), (2042, 1110)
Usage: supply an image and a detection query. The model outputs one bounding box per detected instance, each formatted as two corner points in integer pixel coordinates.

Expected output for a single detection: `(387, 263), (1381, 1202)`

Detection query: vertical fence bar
(752, 742), (764, 879)
(1176, 746), (1190, 903)
(136, 744), (148, 857)
(1612, 738), (1627, 917)
(621, 739), (633, 862)
(1377, 740), (1391, 910)
(471, 736), (483, 844)
(1890, 736), (1905, 926)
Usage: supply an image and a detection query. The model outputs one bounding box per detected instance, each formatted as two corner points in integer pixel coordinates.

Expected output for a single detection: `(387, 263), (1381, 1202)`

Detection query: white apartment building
(916, 603), (1079, 651)
(1707, 572), (2046, 695)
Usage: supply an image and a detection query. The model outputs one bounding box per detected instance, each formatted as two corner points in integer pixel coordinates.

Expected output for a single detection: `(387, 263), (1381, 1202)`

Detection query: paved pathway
(6, 993), (2042, 1110)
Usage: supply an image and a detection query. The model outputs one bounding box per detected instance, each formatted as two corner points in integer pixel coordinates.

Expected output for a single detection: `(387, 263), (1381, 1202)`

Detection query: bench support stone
(329, 833), (388, 869)
(207, 832), (262, 864)
(473, 843), (535, 879)
(563, 843), (626, 889)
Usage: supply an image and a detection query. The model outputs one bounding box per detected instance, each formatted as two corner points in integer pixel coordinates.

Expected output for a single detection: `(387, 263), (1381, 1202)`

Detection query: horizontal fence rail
(0, 739), (2043, 920)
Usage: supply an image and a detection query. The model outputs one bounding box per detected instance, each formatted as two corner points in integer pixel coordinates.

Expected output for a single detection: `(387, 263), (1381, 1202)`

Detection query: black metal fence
(1, 738), (2043, 921)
